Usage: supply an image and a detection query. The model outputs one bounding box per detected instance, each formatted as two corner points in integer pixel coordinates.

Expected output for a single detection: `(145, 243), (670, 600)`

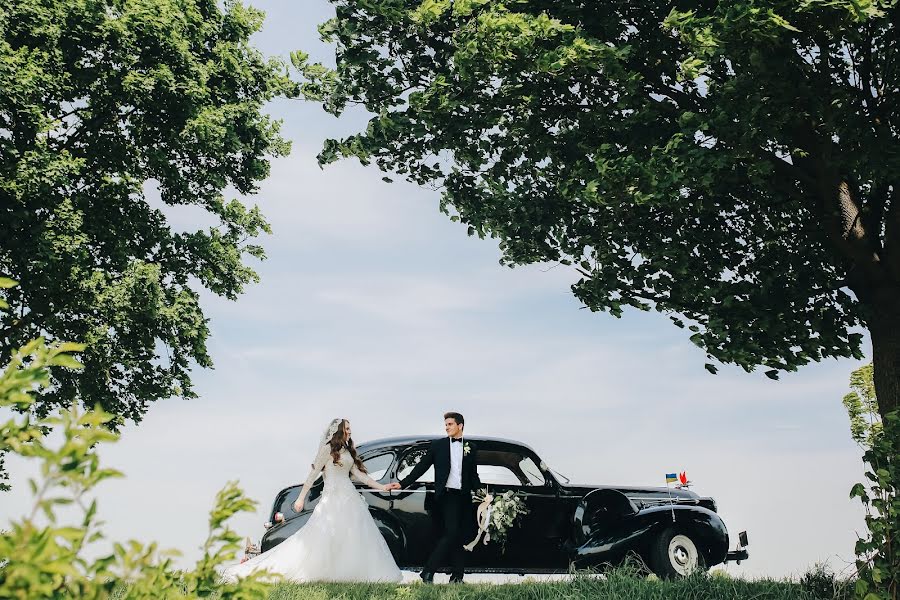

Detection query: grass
(109, 565), (849, 599)
(260, 570), (835, 600)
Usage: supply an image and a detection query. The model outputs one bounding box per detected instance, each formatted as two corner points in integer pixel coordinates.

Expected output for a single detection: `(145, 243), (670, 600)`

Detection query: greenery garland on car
(465, 488), (529, 553)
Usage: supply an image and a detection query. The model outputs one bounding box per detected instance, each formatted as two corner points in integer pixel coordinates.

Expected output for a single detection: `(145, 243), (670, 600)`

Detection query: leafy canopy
(297, 0), (900, 380)
(0, 0), (296, 423)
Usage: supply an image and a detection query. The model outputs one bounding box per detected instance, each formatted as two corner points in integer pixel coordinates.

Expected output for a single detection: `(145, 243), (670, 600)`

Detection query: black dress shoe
(448, 574), (465, 584)
(419, 571), (434, 584)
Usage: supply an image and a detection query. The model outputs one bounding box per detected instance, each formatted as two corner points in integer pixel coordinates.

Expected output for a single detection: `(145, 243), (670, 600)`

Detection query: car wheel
(650, 527), (706, 578)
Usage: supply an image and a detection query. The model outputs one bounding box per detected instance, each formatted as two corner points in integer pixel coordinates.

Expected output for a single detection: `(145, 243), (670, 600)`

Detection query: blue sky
(2, 0), (868, 581)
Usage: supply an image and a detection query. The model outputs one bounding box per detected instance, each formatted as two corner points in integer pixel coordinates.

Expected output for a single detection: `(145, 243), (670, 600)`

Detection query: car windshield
(548, 466), (570, 483)
(536, 457), (570, 483)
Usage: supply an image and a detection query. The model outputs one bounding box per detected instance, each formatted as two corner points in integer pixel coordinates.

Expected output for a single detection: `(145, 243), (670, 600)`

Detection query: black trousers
(425, 489), (467, 577)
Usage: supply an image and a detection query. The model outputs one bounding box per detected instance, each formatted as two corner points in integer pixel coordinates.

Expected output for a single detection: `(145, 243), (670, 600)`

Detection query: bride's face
(343, 422), (352, 442)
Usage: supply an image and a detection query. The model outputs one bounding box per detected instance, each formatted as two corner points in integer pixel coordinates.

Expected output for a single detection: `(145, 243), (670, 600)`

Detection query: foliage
(0, 336), (274, 598)
(255, 568), (814, 599)
(799, 563), (853, 600)
(469, 488), (528, 552)
(0, 0), (297, 428)
(297, 0), (900, 416)
(844, 364), (899, 600)
(845, 364), (882, 446)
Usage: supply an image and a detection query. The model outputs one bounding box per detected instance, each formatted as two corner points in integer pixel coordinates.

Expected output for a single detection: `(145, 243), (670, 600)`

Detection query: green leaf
(50, 355), (84, 370)
(298, 0), (886, 406)
(0, 0), (293, 434)
(55, 342), (87, 354)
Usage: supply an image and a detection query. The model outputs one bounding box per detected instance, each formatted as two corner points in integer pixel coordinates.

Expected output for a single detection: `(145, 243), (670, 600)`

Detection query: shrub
(0, 336), (274, 598)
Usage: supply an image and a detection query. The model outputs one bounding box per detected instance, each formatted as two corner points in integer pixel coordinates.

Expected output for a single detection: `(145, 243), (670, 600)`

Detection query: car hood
(560, 483), (701, 503)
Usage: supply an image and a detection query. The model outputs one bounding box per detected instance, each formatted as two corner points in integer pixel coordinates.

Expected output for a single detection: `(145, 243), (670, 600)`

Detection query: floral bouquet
(464, 488), (529, 553)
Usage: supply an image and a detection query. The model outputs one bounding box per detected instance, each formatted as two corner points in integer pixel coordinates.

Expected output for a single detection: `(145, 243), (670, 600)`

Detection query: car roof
(271, 436), (546, 495)
(357, 435), (541, 455)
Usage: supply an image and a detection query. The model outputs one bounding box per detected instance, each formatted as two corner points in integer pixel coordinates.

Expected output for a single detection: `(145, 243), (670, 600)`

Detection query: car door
(473, 442), (569, 570)
(387, 443), (436, 567)
(353, 451), (404, 560)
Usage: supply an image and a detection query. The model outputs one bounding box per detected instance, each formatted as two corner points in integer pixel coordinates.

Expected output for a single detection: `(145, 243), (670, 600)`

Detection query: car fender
(261, 510), (312, 553)
(573, 489), (639, 546)
(637, 504), (729, 566)
(572, 500), (729, 568)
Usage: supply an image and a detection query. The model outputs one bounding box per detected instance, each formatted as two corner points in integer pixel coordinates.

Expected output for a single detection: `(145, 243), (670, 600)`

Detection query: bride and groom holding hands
(224, 412), (481, 584)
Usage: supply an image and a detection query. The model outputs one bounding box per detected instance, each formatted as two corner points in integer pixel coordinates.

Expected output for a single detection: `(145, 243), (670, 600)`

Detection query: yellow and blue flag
(665, 473), (678, 483)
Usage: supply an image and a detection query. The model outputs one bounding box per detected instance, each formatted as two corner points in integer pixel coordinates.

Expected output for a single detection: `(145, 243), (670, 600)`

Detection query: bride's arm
(350, 463), (390, 491)
(293, 444), (331, 512)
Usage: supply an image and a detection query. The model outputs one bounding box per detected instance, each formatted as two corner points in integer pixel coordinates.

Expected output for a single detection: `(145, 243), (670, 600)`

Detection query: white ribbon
(463, 495), (493, 551)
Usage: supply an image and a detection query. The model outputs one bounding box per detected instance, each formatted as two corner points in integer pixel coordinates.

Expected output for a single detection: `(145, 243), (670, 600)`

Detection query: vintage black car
(259, 436), (749, 578)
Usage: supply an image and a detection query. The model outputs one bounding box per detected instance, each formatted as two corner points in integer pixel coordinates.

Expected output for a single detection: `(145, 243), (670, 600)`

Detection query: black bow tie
(451, 438), (462, 443)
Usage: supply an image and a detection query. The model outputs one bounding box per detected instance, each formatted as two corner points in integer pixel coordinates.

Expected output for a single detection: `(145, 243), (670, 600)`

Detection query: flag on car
(665, 473), (678, 483)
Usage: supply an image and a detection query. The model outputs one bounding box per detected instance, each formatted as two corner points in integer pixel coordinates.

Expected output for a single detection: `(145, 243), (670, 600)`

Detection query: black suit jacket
(400, 438), (481, 497)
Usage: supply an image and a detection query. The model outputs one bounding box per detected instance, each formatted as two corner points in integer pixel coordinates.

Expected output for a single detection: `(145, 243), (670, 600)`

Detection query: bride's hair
(328, 419), (367, 473)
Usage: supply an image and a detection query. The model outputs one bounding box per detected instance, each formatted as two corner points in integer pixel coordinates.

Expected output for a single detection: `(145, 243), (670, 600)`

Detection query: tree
(297, 0), (900, 420)
(843, 364), (899, 600)
(0, 0), (295, 424)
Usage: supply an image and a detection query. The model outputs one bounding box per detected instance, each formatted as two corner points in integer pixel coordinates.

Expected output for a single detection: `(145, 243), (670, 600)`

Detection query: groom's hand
(384, 482), (401, 491)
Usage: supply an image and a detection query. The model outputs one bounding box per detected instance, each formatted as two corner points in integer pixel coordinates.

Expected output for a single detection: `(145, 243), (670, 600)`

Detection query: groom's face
(445, 418), (462, 438)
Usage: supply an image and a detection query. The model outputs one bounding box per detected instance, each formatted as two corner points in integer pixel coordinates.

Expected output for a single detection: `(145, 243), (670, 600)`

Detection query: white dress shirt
(447, 437), (463, 489)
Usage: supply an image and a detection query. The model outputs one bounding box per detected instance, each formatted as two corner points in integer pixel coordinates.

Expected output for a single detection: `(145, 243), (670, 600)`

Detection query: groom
(399, 412), (480, 584)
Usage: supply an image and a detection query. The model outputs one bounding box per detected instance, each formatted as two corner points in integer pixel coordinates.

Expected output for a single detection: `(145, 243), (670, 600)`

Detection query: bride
(223, 418), (402, 583)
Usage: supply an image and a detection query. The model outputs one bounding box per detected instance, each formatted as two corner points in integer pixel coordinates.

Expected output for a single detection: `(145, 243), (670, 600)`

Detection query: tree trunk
(868, 286), (900, 421)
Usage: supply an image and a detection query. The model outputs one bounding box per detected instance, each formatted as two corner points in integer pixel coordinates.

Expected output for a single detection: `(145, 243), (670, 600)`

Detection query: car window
(477, 464), (521, 485)
(477, 448), (547, 487)
(362, 452), (393, 481)
(396, 447), (434, 483)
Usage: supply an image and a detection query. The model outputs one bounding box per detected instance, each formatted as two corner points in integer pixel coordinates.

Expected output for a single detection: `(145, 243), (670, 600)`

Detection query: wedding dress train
(222, 444), (402, 583)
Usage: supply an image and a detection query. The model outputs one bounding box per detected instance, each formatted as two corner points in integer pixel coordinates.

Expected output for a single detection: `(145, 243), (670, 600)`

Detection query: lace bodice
(298, 444), (381, 502)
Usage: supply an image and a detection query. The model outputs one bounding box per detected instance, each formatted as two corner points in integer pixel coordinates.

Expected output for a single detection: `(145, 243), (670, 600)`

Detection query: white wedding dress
(223, 444), (402, 583)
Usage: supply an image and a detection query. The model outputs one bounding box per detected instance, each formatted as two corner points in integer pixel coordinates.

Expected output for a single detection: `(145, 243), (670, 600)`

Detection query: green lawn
(261, 572), (835, 600)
